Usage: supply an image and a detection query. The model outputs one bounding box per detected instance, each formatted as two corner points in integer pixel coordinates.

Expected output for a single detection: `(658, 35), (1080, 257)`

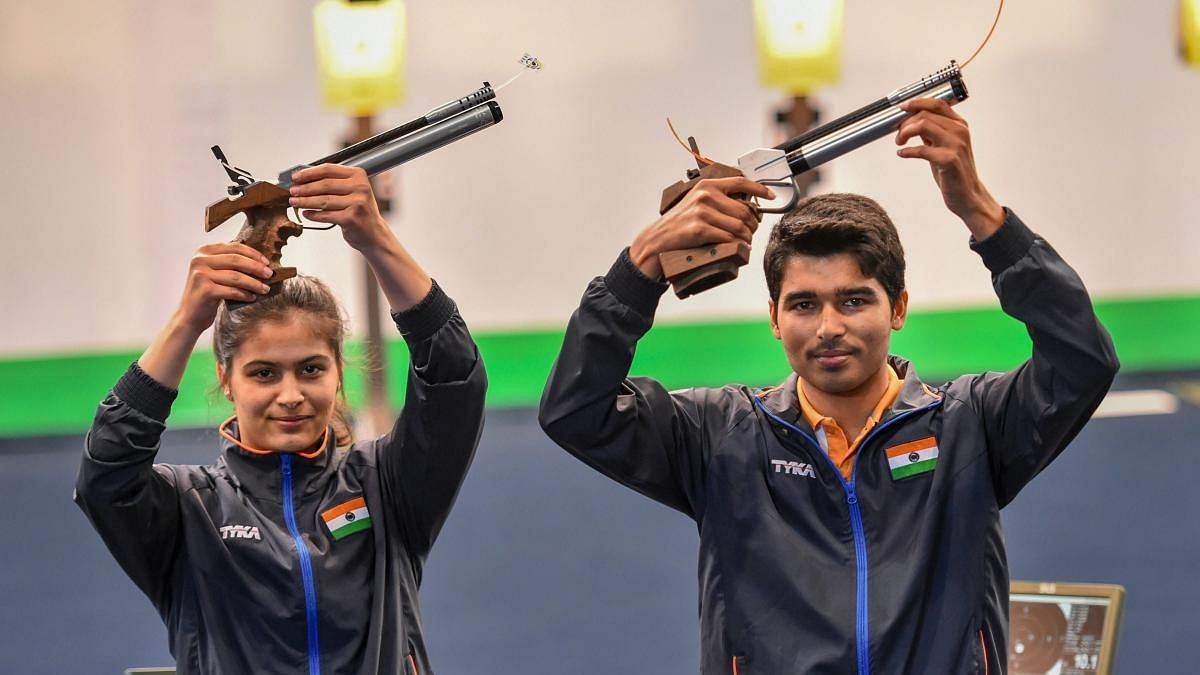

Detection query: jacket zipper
(281, 454), (322, 675)
(753, 396), (942, 675)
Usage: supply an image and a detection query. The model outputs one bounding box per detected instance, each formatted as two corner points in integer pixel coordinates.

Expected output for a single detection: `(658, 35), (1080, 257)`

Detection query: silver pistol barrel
(342, 101), (503, 177)
(779, 62), (967, 175)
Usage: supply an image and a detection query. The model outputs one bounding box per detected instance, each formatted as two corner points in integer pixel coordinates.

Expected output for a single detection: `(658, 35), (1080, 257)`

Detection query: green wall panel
(3, 295), (1196, 437)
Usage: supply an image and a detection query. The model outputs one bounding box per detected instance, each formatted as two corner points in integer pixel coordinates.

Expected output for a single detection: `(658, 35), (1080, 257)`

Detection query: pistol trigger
(293, 205), (337, 231)
(756, 178), (802, 214)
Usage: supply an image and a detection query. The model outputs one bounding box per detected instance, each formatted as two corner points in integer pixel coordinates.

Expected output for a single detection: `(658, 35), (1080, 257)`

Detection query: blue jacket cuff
(112, 362), (178, 423)
(604, 248), (669, 318)
(970, 208), (1038, 275)
(391, 279), (458, 344)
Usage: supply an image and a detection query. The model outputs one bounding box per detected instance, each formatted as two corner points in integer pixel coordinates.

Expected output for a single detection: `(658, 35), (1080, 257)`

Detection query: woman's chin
(246, 425), (325, 454)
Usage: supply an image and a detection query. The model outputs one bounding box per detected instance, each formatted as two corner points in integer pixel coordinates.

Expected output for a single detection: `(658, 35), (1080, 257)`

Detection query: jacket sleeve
(963, 210), (1120, 507)
(74, 363), (182, 611)
(538, 250), (710, 519)
(375, 280), (487, 557)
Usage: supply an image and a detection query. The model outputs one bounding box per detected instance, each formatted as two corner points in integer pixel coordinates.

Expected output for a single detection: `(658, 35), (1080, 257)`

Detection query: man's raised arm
(538, 177), (770, 518)
(895, 97), (1119, 505)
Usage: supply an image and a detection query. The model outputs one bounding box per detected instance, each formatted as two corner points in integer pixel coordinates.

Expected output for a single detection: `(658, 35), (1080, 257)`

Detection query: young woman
(75, 165), (487, 674)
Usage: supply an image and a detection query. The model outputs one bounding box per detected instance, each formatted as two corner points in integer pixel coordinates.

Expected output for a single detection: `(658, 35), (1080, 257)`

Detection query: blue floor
(2, 371), (1197, 673)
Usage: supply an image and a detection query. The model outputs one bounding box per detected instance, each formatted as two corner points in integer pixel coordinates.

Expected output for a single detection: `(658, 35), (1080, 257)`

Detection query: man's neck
(801, 363), (894, 440)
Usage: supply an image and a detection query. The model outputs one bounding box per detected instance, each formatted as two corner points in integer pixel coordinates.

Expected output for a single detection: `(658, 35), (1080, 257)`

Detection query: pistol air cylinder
(769, 62), (968, 177)
(276, 84), (501, 187)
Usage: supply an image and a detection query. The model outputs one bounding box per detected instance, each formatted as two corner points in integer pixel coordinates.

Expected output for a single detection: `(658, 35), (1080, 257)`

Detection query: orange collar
(798, 365), (903, 448)
(218, 416), (328, 460)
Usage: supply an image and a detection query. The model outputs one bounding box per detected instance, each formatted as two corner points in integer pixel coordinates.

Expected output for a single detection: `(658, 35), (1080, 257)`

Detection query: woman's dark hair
(763, 193), (906, 305)
(213, 275), (352, 446)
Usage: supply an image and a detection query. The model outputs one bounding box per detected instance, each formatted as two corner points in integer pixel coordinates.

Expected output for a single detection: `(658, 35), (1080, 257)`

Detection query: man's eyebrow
(781, 287), (879, 302)
(782, 290), (817, 302)
(837, 286), (878, 297)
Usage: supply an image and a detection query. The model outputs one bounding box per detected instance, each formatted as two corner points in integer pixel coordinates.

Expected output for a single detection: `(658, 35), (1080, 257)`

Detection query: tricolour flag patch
(321, 497), (372, 540)
(886, 437), (939, 480)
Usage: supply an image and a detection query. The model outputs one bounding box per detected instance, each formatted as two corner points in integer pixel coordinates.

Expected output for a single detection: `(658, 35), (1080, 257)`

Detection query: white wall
(2, 1), (1198, 355)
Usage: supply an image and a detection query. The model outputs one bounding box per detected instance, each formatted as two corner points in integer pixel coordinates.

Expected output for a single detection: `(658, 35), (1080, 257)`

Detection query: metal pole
(352, 114), (394, 437)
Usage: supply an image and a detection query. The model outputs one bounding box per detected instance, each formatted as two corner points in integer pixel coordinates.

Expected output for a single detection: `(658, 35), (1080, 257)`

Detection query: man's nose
(816, 305), (846, 341)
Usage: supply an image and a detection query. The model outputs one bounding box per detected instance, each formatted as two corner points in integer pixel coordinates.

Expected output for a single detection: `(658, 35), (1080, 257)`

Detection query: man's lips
(811, 349), (853, 368)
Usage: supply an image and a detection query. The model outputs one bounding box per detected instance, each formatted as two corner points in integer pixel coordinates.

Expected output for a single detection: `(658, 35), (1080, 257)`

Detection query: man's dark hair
(763, 193), (906, 305)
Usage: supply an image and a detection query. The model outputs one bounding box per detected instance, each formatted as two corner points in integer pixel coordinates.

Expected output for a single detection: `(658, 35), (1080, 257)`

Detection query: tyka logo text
(220, 525), (261, 541)
(771, 459), (816, 478)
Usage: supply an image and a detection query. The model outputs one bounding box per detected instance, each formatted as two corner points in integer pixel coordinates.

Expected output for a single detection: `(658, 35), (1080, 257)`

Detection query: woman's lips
(273, 416), (311, 431)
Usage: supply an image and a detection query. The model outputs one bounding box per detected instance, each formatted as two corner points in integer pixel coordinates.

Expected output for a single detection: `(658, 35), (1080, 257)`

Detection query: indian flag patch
(321, 497), (371, 540)
(886, 437), (939, 480)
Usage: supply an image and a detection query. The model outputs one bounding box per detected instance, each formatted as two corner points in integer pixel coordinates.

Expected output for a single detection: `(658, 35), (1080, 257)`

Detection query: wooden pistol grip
(657, 162), (757, 298)
(204, 182), (301, 300)
(659, 242), (751, 299)
(236, 204), (302, 296)
(205, 182), (290, 231)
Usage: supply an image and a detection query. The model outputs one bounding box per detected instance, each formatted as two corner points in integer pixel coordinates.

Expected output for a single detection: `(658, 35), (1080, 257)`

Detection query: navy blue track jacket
(539, 212), (1119, 674)
(76, 283), (486, 675)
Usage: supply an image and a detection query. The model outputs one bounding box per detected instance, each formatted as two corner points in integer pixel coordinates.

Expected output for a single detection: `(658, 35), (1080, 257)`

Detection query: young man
(538, 98), (1118, 674)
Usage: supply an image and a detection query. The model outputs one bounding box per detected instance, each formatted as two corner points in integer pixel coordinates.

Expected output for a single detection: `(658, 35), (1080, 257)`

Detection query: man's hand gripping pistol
(658, 62), (969, 299)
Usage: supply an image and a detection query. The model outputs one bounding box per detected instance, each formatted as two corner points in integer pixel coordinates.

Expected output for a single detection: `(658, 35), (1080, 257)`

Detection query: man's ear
(768, 300), (782, 340)
(891, 289), (909, 331)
